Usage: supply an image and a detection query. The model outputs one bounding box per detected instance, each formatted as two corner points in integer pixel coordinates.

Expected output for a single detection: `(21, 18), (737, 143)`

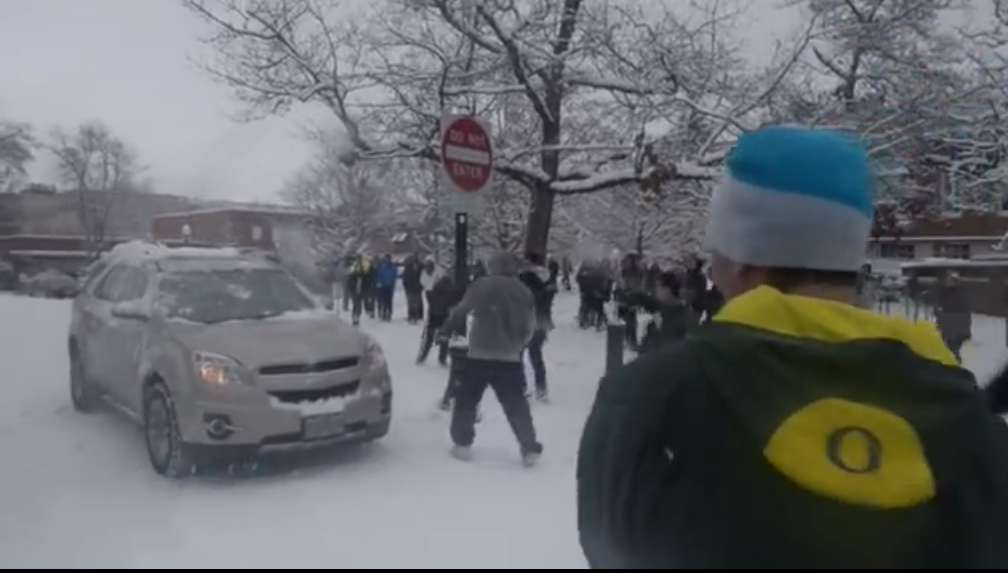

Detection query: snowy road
(0, 293), (601, 568)
(2, 293), (1007, 568)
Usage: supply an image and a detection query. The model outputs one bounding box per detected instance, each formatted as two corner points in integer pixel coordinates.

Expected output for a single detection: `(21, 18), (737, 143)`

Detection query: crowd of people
(574, 252), (725, 352)
(319, 125), (1008, 568)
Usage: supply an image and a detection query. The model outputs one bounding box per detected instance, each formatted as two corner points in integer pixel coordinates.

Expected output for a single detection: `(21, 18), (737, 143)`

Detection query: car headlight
(363, 335), (387, 373)
(193, 351), (244, 386)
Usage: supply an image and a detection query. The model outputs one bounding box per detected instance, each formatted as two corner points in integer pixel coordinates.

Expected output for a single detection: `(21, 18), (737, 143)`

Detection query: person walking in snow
(362, 257), (379, 320)
(577, 260), (607, 330)
(341, 255), (355, 313)
(519, 253), (555, 402)
(472, 259), (488, 282)
(615, 253), (646, 349)
(441, 251), (543, 467)
(578, 126), (1008, 568)
(375, 254), (398, 322)
(402, 253), (424, 324)
(637, 270), (693, 354)
(346, 255), (366, 326)
(936, 272), (972, 362)
(562, 256), (574, 291)
(420, 259), (442, 318)
(644, 261), (661, 296)
(417, 274), (456, 366)
(684, 255), (707, 320)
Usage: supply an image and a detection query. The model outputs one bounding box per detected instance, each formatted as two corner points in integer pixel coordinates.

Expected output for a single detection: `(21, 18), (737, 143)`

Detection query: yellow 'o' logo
(827, 427), (882, 474)
(763, 398), (935, 509)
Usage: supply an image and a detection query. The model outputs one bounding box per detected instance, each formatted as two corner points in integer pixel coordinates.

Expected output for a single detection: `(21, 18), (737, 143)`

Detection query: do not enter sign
(441, 116), (494, 193)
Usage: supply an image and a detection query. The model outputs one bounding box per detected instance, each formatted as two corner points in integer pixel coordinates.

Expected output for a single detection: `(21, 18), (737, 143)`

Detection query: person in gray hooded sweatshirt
(441, 250), (544, 466)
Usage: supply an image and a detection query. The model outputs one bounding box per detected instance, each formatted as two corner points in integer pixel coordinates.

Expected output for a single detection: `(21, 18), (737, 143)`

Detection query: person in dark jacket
(545, 256), (560, 326)
(417, 275), (456, 366)
(341, 255), (355, 312)
(577, 260), (608, 330)
(986, 363), (1008, 414)
(358, 256), (377, 319)
(578, 126), (1008, 569)
(548, 257), (561, 283)
(703, 282), (726, 323)
(441, 251), (543, 467)
(402, 254), (424, 324)
(936, 272), (972, 362)
(375, 254), (398, 322)
(519, 253), (555, 402)
(616, 254), (646, 349)
(472, 259), (488, 282)
(637, 270), (693, 354)
(684, 256), (707, 317)
(643, 261), (661, 295)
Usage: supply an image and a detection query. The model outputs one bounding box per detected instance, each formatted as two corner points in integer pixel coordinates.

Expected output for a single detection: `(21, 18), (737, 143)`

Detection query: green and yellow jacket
(578, 286), (1008, 568)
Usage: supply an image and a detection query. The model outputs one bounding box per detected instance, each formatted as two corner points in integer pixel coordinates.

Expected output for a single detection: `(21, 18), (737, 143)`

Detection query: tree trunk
(521, 0), (580, 260)
(524, 182), (555, 258)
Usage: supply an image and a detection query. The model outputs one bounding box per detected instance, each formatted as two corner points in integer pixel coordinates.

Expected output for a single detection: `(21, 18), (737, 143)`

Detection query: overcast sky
(0, 0), (801, 203)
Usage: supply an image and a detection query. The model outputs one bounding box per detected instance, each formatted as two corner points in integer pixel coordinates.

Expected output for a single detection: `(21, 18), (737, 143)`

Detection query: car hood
(165, 311), (367, 370)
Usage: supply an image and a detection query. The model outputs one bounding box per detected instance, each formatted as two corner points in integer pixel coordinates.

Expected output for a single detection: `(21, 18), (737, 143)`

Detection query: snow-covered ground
(1, 293), (1006, 568)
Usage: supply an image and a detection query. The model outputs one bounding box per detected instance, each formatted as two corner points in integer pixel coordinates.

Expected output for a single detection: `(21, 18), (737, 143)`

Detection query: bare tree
(49, 122), (141, 255)
(0, 121), (34, 193)
(186, 0), (808, 258)
(778, 0), (1008, 215)
(283, 138), (398, 258)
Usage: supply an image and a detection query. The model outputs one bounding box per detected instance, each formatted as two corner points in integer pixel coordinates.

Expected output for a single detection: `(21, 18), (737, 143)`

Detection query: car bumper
(176, 386), (392, 448)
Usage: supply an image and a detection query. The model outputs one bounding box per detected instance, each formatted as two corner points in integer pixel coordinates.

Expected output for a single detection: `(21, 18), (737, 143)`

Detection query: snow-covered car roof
(101, 241), (279, 270)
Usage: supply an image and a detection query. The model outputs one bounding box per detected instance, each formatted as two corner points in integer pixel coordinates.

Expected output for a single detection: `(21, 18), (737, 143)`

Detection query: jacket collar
(713, 286), (957, 367)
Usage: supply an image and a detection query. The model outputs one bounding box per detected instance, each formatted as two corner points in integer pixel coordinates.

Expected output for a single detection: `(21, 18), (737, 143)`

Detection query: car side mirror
(111, 301), (150, 321)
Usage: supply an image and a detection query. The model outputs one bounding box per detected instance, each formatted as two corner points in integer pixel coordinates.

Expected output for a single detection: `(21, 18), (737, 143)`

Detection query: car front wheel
(144, 383), (193, 478)
(70, 347), (97, 412)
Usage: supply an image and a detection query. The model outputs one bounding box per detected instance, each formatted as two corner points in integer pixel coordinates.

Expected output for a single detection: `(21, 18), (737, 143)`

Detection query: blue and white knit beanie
(704, 126), (875, 272)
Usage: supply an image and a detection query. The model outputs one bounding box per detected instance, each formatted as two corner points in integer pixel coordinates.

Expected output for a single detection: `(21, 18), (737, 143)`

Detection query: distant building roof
(153, 206), (310, 220)
(872, 212), (1008, 240)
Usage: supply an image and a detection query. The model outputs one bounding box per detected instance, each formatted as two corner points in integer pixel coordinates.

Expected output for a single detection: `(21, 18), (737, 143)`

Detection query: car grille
(269, 381), (360, 404)
(259, 357), (359, 376)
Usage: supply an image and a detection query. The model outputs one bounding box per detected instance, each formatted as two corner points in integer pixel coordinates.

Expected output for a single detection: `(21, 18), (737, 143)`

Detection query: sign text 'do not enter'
(441, 116), (493, 193)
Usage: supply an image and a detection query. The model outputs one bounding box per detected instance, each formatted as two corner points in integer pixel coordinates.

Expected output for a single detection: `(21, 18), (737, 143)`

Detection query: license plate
(304, 414), (344, 440)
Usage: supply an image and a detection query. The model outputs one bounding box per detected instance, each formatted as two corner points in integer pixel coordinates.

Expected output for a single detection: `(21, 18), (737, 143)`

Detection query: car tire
(144, 382), (193, 478)
(70, 346), (97, 413)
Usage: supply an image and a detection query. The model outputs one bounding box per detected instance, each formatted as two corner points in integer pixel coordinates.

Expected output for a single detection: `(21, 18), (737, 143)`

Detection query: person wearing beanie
(577, 126), (1008, 568)
(441, 250), (544, 467)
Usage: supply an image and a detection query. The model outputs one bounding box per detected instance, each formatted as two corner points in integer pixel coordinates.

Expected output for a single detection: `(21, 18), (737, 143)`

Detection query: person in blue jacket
(376, 254), (399, 322)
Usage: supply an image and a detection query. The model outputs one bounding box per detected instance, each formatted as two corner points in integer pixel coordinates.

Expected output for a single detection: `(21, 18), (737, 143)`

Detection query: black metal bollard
(606, 323), (626, 377)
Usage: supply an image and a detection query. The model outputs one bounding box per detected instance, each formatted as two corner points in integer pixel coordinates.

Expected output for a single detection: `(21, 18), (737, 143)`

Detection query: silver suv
(68, 242), (392, 476)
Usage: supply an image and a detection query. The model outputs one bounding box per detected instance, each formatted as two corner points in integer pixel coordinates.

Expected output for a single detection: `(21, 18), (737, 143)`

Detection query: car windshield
(158, 268), (314, 324)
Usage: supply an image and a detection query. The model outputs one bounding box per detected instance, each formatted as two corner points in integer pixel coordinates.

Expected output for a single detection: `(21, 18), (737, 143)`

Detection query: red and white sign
(441, 116), (494, 194)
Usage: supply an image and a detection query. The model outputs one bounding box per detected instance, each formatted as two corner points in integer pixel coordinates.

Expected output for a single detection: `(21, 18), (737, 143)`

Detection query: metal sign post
(440, 115), (494, 337)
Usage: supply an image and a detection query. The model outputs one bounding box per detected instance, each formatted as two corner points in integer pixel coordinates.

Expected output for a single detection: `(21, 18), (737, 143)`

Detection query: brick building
(868, 212), (1008, 261)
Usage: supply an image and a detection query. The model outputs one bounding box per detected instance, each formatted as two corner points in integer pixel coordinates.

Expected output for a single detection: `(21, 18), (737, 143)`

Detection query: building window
(935, 243), (970, 259)
(251, 225), (263, 242)
(879, 243), (916, 259)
